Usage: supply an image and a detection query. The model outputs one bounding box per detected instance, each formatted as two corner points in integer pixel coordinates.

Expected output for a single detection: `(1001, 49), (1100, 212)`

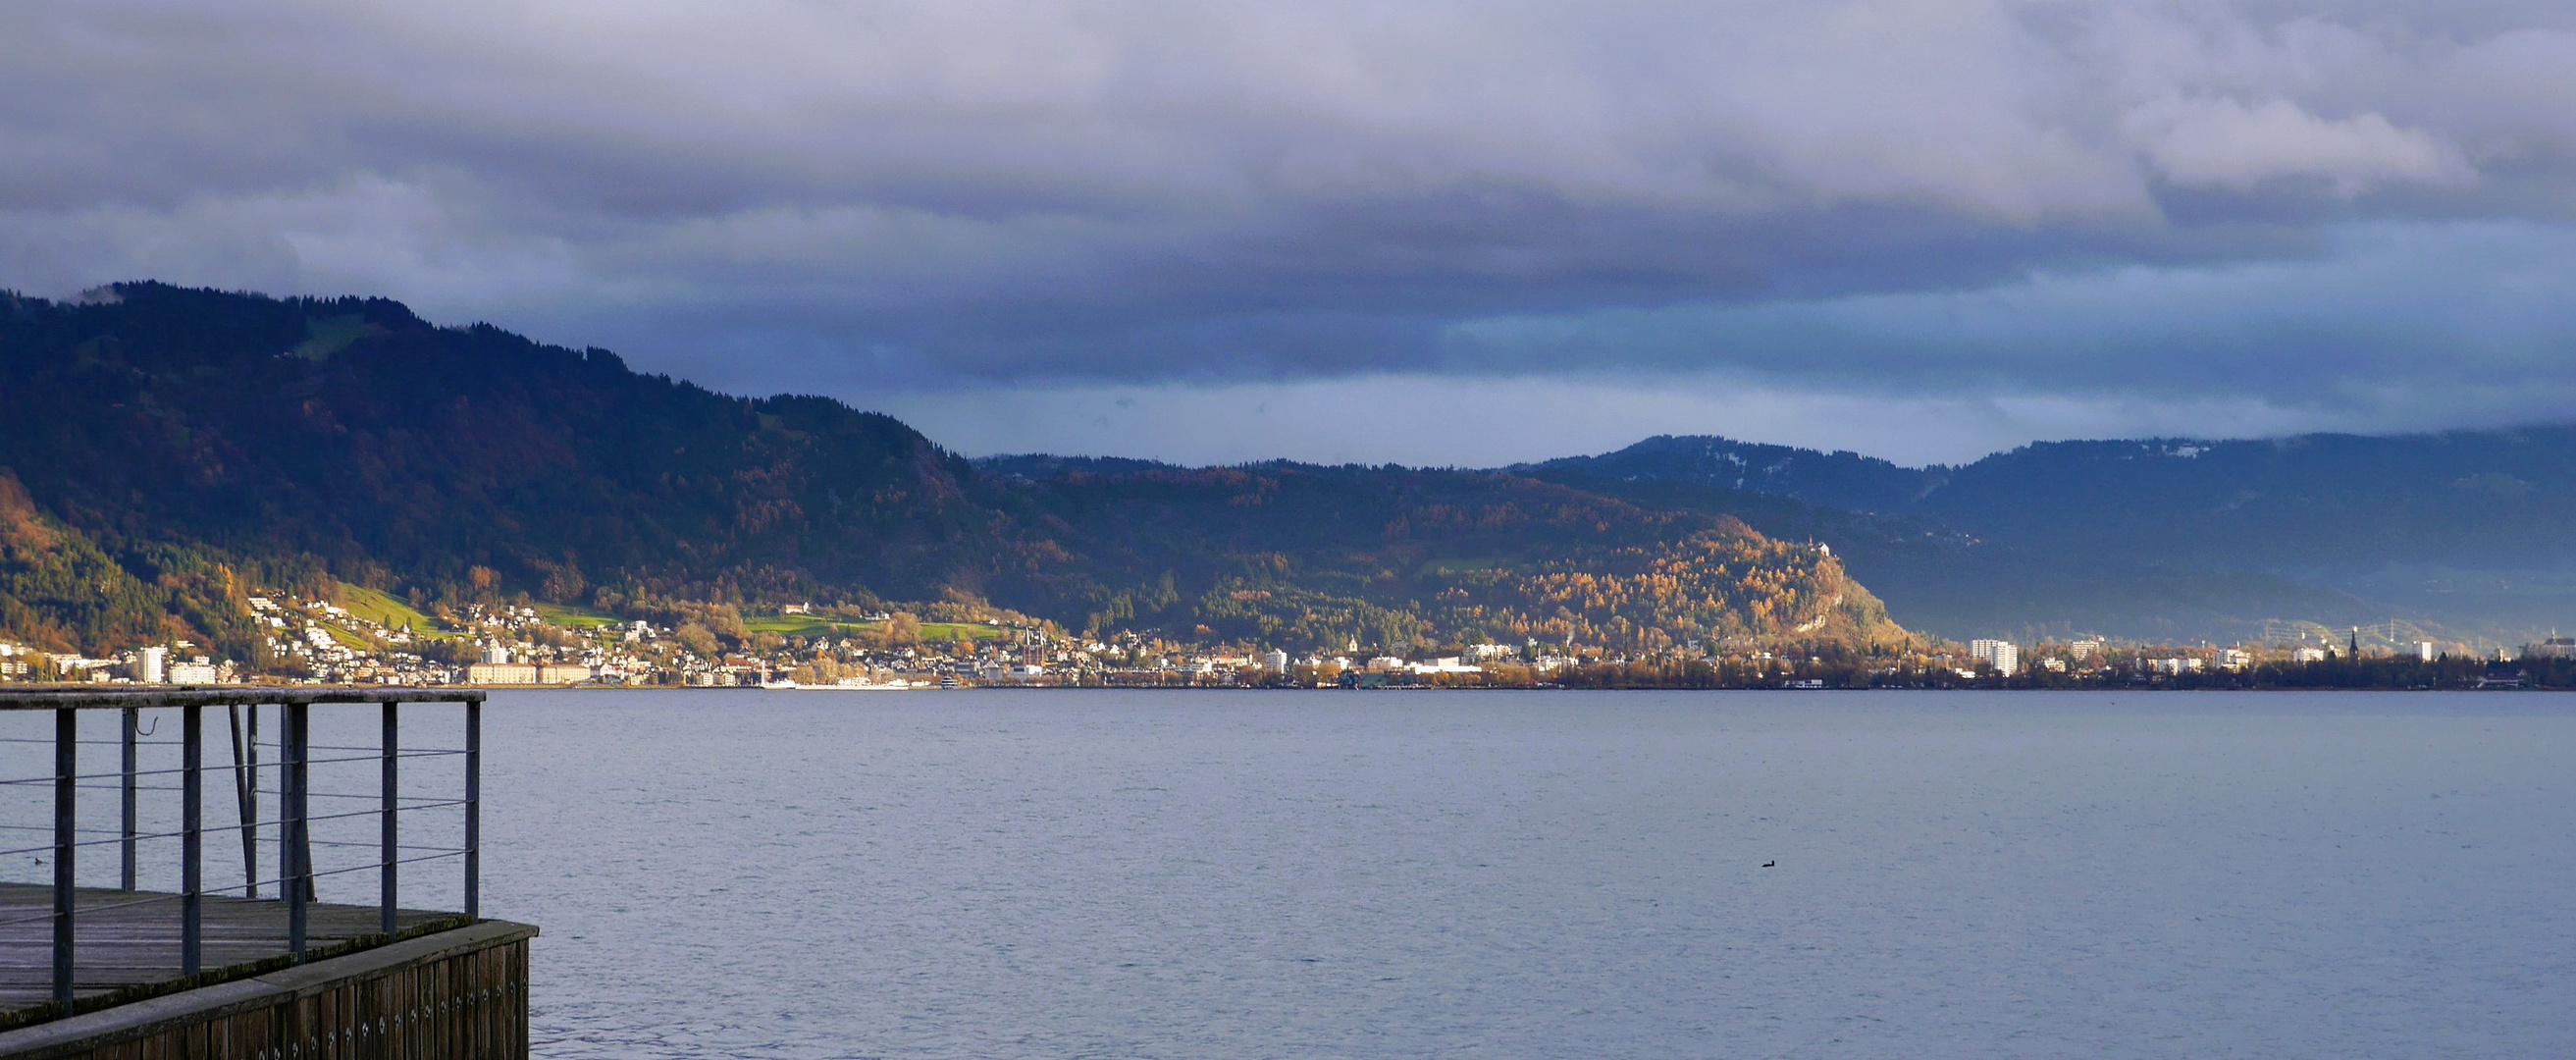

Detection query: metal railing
(0, 687), (484, 1016)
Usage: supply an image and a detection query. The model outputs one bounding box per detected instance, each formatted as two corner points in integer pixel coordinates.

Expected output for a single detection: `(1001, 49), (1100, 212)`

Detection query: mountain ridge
(0, 283), (1901, 661)
(8, 281), (2563, 659)
(1528, 429), (2576, 644)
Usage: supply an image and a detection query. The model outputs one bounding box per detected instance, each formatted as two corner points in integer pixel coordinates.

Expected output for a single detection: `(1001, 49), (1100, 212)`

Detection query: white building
(135, 646), (167, 684)
(2417, 641), (2438, 662)
(1969, 639), (2019, 676)
(2068, 639), (2102, 662)
(537, 663), (594, 684)
(479, 643), (513, 665)
(466, 662), (538, 684)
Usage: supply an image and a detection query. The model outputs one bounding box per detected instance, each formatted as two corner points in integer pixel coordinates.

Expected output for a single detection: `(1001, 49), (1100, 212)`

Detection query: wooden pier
(0, 688), (533, 1058)
(0, 883), (466, 1021)
(0, 886), (531, 1058)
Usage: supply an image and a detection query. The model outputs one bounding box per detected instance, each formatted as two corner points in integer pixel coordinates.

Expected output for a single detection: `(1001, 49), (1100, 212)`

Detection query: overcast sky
(8, 1), (2576, 466)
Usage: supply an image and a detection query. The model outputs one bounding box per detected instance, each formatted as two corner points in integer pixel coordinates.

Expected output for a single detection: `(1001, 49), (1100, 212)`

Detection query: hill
(977, 460), (1896, 651)
(0, 284), (1903, 659)
(1530, 432), (2576, 645)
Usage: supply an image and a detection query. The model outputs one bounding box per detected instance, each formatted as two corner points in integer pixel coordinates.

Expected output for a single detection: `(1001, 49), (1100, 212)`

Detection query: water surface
(332, 692), (2576, 1056)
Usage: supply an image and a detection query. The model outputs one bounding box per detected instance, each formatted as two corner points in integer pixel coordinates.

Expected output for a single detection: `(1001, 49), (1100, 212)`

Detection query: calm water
(15, 691), (2573, 1057)
(458, 690), (2576, 1059)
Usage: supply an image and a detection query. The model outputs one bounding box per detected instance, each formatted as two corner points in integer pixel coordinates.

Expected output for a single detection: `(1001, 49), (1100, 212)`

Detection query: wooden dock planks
(0, 883), (455, 1019)
(0, 920), (533, 1060)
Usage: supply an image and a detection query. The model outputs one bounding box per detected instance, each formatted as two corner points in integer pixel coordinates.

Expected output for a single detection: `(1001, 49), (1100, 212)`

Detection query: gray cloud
(5, 1), (2576, 458)
(1441, 221), (2576, 396)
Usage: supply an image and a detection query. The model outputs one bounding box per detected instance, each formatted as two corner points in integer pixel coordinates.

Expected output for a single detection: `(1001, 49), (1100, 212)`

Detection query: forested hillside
(980, 461), (1895, 651)
(0, 284), (1901, 658)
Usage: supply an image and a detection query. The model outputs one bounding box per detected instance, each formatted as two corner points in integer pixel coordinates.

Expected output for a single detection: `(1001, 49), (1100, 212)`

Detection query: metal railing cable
(0, 689), (485, 1019)
(0, 851), (469, 929)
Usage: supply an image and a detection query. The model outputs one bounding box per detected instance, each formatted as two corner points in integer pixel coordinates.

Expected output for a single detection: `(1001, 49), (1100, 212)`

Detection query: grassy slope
(742, 613), (1004, 641)
(335, 583), (437, 632)
(533, 603), (622, 629)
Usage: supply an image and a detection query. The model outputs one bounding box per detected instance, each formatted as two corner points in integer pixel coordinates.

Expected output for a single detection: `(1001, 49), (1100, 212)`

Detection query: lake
(28, 689), (2573, 1058)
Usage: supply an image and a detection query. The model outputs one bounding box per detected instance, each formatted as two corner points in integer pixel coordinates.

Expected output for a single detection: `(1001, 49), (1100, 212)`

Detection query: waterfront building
(468, 662), (540, 684)
(1970, 639), (2019, 676)
(135, 645), (167, 684)
(537, 662), (594, 684)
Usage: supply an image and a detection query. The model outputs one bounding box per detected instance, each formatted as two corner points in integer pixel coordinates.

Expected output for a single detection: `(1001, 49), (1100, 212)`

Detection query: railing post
(120, 707), (137, 891)
(52, 706), (76, 1015)
(183, 704), (203, 977)
(248, 705), (261, 898)
(11, 691), (489, 1006)
(464, 696), (481, 921)
(381, 699), (398, 936)
(286, 702), (308, 957)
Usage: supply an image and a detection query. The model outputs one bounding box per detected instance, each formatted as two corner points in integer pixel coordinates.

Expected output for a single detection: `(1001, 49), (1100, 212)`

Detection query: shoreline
(5, 682), (2552, 694)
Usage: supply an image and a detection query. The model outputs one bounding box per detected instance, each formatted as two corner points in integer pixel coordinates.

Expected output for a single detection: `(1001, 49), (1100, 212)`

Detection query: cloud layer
(5, 1), (2576, 460)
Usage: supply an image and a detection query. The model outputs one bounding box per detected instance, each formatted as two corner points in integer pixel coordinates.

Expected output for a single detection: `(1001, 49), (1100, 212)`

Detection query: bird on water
(1761, 860), (1776, 868)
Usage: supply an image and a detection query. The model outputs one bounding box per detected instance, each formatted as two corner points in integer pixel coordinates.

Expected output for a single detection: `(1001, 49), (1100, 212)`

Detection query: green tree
(674, 621), (719, 658)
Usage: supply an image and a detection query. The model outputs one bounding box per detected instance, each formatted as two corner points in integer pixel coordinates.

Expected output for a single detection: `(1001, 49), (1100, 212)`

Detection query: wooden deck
(0, 882), (459, 1024)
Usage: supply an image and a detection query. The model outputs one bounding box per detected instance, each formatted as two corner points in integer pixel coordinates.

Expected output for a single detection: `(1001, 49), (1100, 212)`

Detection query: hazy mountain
(1533, 432), (2576, 646)
(972, 453), (1187, 483)
(1523, 435), (1941, 513)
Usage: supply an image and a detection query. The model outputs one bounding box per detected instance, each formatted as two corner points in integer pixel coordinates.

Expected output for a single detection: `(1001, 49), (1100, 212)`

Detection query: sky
(7, 1), (2576, 467)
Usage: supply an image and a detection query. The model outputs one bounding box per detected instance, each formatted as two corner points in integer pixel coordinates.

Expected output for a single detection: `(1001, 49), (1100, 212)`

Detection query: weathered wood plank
(0, 921), (533, 1060)
(0, 883), (458, 1025)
